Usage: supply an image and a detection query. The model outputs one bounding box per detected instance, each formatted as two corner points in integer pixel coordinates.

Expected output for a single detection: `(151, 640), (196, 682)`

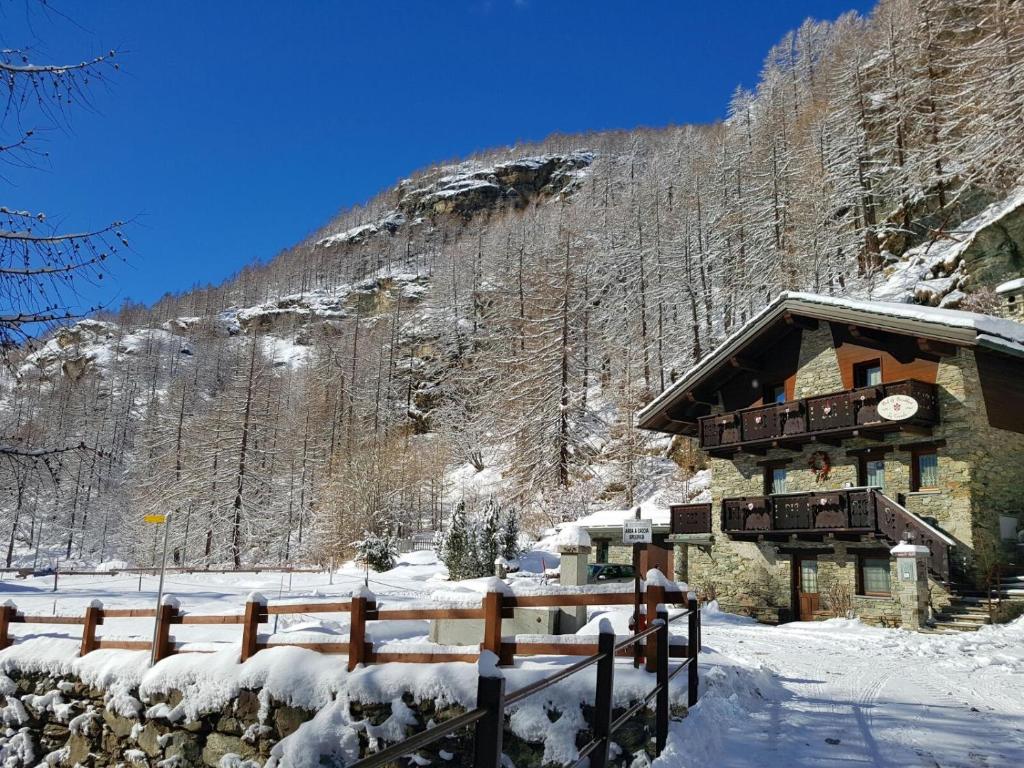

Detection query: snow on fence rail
(348, 602), (702, 768)
(0, 581), (699, 676)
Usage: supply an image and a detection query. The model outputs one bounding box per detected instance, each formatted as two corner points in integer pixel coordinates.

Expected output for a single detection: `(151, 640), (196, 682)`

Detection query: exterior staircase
(930, 570), (1024, 633)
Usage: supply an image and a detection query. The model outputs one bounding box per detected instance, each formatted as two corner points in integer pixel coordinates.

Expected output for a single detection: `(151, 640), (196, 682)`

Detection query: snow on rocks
(869, 185), (1024, 305)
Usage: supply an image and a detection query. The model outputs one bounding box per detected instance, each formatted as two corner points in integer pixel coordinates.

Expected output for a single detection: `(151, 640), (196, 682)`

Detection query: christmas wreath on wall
(808, 450), (831, 483)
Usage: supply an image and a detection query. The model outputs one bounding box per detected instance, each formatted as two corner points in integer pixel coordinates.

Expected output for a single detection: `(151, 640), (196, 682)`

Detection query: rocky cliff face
(314, 151), (592, 249)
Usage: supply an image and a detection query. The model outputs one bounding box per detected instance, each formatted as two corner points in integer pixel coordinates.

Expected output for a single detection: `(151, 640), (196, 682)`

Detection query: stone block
(429, 607), (558, 645)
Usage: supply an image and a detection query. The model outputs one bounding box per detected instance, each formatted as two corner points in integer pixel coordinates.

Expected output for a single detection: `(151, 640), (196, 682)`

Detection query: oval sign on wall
(877, 394), (919, 421)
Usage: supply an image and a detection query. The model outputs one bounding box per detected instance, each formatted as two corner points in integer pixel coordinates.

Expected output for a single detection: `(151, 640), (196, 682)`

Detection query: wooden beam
(783, 312), (818, 330)
(917, 338), (958, 357)
(755, 457), (794, 467)
(847, 324), (887, 344)
(852, 428), (888, 443)
(683, 391), (718, 407)
(845, 445), (895, 457)
(727, 354), (761, 372)
(897, 437), (946, 451)
(812, 436), (842, 447)
(898, 424), (933, 437)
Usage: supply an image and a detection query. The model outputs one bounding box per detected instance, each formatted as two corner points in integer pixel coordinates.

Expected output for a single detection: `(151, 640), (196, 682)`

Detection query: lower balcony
(721, 487), (952, 580)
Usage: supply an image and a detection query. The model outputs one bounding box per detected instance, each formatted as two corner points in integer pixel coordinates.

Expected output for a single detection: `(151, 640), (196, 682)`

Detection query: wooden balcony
(670, 503), (713, 535)
(698, 379), (939, 455)
(721, 488), (951, 579)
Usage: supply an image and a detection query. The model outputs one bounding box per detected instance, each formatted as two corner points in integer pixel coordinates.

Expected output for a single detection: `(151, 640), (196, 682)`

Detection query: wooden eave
(636, 292), (1008, 435)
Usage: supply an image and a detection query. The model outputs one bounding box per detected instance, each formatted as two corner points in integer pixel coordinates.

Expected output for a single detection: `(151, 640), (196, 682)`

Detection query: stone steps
(934, 611), (990, 625)
(931, 619), (983, 632)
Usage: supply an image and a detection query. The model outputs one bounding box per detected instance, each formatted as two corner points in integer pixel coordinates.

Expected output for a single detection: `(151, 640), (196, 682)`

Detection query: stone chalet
(636, 292), (1024, 630)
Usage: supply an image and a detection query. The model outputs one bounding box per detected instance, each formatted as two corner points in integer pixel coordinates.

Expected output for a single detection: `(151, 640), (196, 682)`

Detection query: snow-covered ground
(2, 559), (1022, 767)
(668, 608), (1024, 768)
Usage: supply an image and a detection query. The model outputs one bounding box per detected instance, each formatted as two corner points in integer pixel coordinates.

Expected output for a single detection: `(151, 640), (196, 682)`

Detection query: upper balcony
(697, 379), (939, 456)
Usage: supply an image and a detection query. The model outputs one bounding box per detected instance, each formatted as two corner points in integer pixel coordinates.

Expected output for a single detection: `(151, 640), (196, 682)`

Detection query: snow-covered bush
(438, 498), (522, 580)
(354, 530), (398, 572)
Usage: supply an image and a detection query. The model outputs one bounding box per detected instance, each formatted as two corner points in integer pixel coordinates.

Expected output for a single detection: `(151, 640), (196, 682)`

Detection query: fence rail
(0, 582), (696, 670)
(0, 580), (702, 767)
(348, 596), (702, 768)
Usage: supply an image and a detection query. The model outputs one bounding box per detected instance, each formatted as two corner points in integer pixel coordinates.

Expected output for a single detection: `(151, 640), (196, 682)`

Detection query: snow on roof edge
(637, 291), (1024, 428)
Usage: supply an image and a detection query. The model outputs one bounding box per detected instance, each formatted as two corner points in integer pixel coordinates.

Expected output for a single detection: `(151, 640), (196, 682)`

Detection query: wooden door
(794, 556), (820, 620)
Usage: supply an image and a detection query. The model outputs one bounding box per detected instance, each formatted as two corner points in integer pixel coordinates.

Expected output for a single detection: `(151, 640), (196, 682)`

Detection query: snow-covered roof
(638, 291), (1024, 431)
(565, 499), (671, 532)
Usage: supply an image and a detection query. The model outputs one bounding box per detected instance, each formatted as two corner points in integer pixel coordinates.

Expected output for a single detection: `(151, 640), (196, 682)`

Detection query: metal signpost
(145, 512), (171, 666)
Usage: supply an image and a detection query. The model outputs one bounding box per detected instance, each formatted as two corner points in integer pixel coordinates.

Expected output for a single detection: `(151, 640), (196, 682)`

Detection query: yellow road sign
(144, 514), (167, 524)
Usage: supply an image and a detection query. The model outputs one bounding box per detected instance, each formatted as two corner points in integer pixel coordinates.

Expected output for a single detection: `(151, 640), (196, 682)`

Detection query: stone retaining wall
(0, 667), (674, 768)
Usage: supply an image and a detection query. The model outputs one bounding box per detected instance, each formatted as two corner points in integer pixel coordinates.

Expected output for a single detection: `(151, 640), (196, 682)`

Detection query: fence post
(0, 601), (15, 651)
(80, 600), (103, 657)
(473, 672), (505, 768)
(591, 620), (616, 768)
(687, 597), (699, 707)
(348, 591), (371, 672)
(656, 608), (669, 755)
(481, 590), (503, 661)
(152, 596), (179, 665)
(645, 580), (666, 673)
(240, 592), (267, 663)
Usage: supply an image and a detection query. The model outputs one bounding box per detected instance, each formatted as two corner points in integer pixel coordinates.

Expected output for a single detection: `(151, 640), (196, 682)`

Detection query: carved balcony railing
(720, 488), (951, 580)
(698, 379), (939, 453)
(670, 503), (713, 535)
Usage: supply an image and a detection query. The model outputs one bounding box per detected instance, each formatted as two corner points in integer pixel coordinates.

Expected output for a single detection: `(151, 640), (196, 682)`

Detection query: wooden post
(152, 598), (179, 664)
(687, 597), (699, 707)
(80, 601), (102, 657)
(348, 593), (368, 672)
(473, 673), (505, 768)
(0, 602), (15, 651)
(240, 593), (266, 663)
(655, 607), (669, 755)
(645, 580), (665, 673)
(591, 622), (616, 768)
(481, 590), (503, 661)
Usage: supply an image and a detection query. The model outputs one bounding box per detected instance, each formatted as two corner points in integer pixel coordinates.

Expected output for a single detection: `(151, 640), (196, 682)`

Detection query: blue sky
(4, 0), (875, 313)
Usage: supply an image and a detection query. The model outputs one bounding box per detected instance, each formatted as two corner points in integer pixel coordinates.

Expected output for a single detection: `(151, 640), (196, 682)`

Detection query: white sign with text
(622, 519), (653, 544)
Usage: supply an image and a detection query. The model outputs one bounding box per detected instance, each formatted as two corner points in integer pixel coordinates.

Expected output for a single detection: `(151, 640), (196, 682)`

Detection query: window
(853, 359), (883, 387)
(764, 466), (788, 495)
(595, 540), (609, 563)
(800, 559), (818, 593)
(859, 555), (892, 596)
(912, 449), (939, 491)
(858, 456), (885, 488)
(765, 383), (787, 404)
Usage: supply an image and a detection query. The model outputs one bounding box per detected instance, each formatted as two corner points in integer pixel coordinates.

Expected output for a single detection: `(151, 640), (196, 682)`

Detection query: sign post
(623, 512), (653, 668)
(146, 512), (171, 666)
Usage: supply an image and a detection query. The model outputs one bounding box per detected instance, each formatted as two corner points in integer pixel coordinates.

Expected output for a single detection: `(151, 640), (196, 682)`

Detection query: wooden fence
(0, 582), (697, 675)
(0, 584), (702, 767)
(347, 599), (702, 768)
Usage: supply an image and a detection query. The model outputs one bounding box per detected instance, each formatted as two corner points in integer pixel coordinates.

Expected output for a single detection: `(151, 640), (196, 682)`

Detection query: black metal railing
(699, 379), (939, 451)
(346, 597), (702, 768)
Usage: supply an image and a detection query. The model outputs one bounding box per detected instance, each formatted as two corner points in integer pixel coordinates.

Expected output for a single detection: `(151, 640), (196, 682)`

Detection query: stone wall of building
(958, 351), (1024, 574)
(794, 324), (845, 397)
(682, 325), (1014, 622)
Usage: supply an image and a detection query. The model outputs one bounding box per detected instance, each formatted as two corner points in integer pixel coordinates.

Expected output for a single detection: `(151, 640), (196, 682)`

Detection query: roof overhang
(637, 291), (1024, 433)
